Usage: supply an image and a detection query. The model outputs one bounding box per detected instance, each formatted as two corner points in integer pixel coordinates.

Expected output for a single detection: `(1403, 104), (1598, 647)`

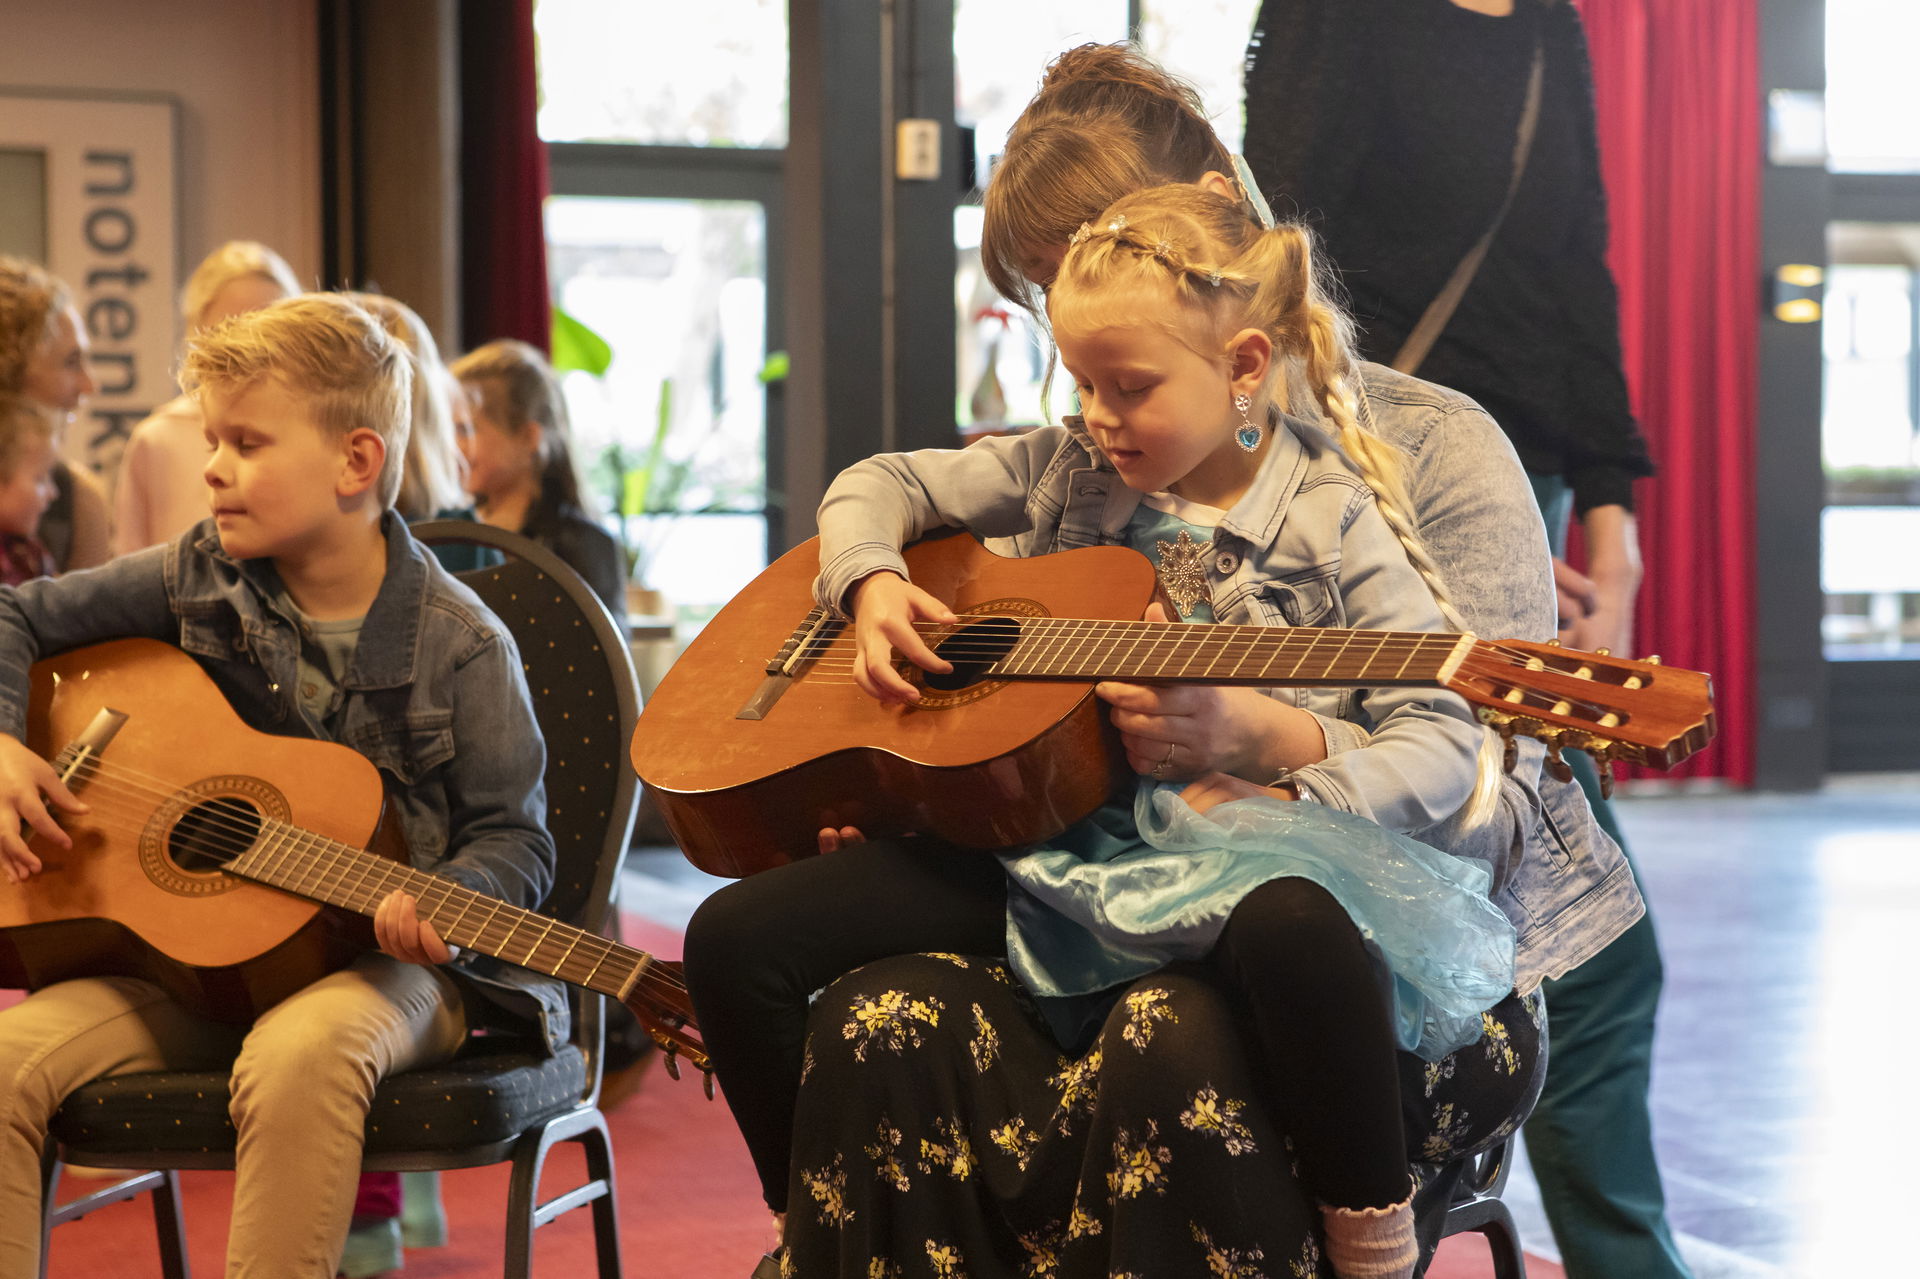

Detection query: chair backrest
(413, 520), (641, 933)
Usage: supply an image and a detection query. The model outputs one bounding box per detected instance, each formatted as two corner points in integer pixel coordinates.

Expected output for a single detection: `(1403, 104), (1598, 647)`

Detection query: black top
(1244, 0), (1656, 514)
(519, 496), (629, 629)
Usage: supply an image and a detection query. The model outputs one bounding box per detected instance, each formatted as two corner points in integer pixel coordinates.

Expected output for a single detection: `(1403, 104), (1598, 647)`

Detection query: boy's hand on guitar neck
(373, 891), (460, 966)
(0, 734), (88, 884)
(849, 571), (959, 703)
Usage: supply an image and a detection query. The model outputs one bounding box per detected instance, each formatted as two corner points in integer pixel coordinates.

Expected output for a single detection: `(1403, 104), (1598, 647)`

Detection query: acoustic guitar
(0, 639), (709, 1084)
(631, 534), (1715, 878)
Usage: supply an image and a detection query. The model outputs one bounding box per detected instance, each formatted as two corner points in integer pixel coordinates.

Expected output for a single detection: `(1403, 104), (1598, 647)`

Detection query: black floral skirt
(783, 954), (1545, 1279)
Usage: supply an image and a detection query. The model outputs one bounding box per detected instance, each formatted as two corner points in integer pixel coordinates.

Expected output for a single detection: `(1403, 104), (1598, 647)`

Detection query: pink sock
(1319, 1193), (1416, 1279)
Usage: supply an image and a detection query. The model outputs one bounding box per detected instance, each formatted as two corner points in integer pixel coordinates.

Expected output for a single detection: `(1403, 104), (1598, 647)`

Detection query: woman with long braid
(689, 185), (1536, 1279)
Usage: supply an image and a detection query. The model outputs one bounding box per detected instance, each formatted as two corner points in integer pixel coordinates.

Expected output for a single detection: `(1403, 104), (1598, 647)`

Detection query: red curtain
(459, 0), (552, 354)
(1572, 0), (1758, 785)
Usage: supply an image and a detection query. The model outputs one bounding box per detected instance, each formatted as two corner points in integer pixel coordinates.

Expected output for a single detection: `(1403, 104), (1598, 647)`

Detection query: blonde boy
(0, 293), (559, 1277)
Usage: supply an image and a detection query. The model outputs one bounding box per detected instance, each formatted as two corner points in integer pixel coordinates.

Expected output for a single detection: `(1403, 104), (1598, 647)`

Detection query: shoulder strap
(1391, 35), (1546, 376)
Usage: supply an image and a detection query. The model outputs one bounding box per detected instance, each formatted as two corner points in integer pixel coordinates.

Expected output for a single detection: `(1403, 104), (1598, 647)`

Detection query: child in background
(346, 292), (497, 584)
(0, 396), (58, 585)
(686, 185), (1516, 1279)
(0, 294), (560, 1279)
(0, 255), (110, 572)
(448, 339), (627, 626)
(113, 240), (302, 556)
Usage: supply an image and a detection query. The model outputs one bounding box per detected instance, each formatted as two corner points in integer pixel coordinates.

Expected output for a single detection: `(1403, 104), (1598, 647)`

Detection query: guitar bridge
(55, 707), (130, 791)
(737, 607), (845, 720)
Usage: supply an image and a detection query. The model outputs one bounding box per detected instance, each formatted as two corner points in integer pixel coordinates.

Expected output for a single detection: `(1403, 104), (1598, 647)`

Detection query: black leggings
(682, 837), (1011, 1209)
(685, 843), (1407, 1213)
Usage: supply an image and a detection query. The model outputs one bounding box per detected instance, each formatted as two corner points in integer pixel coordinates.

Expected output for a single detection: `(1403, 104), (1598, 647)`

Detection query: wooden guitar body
(0, 639), (396, 1021)
(632, 534), (1154, 877)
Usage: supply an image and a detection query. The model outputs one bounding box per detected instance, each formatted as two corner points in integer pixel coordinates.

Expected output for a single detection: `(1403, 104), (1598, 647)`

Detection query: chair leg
(577, 1115), (624, 1279)
(503, 1111), (624, 1279)
(150, 1171), (192, 1279)
(1476, 1202), (1528, 1279)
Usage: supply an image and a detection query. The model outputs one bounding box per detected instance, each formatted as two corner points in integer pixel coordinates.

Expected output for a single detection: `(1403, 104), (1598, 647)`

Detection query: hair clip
(1069, 222), (1093, 247)
(1206, 270), (1224, 287)
(1108, 214), (1128, 234)
(1153, 237), (1174, 259)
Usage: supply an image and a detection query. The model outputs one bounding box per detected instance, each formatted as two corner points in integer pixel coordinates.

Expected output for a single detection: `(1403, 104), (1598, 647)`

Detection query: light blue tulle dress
(1000, 497), (1516, 1060)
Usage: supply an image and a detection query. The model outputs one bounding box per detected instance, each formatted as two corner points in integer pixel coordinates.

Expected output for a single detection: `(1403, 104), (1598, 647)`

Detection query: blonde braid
(1300, 302), (1502, 826)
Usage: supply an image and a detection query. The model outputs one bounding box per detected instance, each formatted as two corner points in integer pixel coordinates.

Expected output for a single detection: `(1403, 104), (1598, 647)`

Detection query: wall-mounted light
(1772, 263), (1824, 323)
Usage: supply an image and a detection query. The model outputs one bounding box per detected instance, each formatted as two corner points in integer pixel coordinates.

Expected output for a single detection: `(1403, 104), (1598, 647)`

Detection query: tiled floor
(623, 773), (1920, 1277)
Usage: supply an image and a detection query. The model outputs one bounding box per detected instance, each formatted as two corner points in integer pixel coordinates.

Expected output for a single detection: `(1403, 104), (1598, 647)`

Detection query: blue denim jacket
(817, 362), (1644, 990)
(0, 515), (570, 1051)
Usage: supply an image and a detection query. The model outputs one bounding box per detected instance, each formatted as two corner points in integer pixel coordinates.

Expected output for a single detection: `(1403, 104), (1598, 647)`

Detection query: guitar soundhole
(923, 617), (1022, 691)
(168, 797), (263, 874)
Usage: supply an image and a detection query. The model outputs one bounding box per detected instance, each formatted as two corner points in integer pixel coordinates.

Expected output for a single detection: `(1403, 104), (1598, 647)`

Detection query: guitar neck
(980, 618), (1477, 688)
(227, 827), (650, 1004)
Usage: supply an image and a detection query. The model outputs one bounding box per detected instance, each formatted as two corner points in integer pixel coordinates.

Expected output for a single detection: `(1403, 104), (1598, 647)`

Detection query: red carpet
(27, 920), (1562, 1277)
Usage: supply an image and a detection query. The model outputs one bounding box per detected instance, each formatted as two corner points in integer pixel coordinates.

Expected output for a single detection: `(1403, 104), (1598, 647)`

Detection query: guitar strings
(27, 756), (694, 1007)
(791, 622), (1568, 671)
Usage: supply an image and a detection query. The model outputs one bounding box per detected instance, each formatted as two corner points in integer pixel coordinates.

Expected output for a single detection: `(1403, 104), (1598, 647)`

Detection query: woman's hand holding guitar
(0, 733), (87, 883)
(1096, 603), (1327, 785)
(849, 571), (959, 703)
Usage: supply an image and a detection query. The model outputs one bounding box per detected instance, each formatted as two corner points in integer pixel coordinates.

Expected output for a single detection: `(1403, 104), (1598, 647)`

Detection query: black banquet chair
(37, 522), (643, 1279)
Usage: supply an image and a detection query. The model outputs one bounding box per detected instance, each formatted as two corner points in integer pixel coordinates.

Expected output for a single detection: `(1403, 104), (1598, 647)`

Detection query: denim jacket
(817, 361), (1644, 991)
(0, 514), (571, 1051)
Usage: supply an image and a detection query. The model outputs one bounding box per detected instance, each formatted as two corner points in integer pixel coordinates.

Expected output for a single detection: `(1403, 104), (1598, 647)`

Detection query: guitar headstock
(623, 959), (716, 1097)
(1446, 638), (1715, 778)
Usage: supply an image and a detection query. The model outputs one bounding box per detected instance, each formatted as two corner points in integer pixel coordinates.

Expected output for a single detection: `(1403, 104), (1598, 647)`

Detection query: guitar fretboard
(226, 827), (649, 1002)
(871, 617), (1479, 688)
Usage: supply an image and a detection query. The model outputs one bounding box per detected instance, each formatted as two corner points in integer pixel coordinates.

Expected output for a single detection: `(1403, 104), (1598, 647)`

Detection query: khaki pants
(0, 953), (465, 1278)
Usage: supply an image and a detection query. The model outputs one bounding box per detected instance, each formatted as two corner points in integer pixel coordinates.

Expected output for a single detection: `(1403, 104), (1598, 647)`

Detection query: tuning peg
(1597, 757), (1617, 799)
(1545, 638), (1563, 646)
(1543, 744), (1574, 784)
(702, 1069), (717, 1101)
(662, 1048), (682, 1082)
(1594, 647), (1611, 656)
(1645, 654), (1662, 665)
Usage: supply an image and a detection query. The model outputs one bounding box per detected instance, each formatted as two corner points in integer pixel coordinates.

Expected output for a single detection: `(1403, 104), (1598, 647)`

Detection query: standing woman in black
(1243, 4), (1685, 1278)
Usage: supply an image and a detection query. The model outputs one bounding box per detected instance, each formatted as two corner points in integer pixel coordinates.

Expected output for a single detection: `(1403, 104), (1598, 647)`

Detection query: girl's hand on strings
(374, 890), (460, 965)
(0, 733), (88, 884)
(849, 571), (958, 704)
(1097, 603), (1326, 783)
(1177, 771), (1300, 817)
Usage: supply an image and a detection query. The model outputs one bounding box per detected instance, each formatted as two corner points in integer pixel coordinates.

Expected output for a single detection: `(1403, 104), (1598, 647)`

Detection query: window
(1821, 251), (1920, 658)
(536, 1), (784, 637)
(1826, 1), (1920, 174)
(546, 196), (769, 614)
(534, 0), (787, 148)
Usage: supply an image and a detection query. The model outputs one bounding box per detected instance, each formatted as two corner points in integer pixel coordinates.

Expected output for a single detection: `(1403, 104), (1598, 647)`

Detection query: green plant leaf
(758, 350), (790, 383)
(550, 306), (613, 377)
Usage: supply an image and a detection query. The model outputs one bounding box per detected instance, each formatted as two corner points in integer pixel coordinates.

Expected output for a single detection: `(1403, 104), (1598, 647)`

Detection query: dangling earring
(1234, 393), (1262, 452)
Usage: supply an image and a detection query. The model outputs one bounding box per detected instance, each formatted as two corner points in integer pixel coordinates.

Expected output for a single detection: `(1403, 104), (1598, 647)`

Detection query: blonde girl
(448, 340), (626, 622)
(345, 293), (466, 523)
(113, 240), (302, 555)
(685, 185), (1518, 1279)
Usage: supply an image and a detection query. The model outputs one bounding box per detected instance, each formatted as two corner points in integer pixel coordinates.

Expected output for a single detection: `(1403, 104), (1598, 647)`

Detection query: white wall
(0, 0), (323, 305)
